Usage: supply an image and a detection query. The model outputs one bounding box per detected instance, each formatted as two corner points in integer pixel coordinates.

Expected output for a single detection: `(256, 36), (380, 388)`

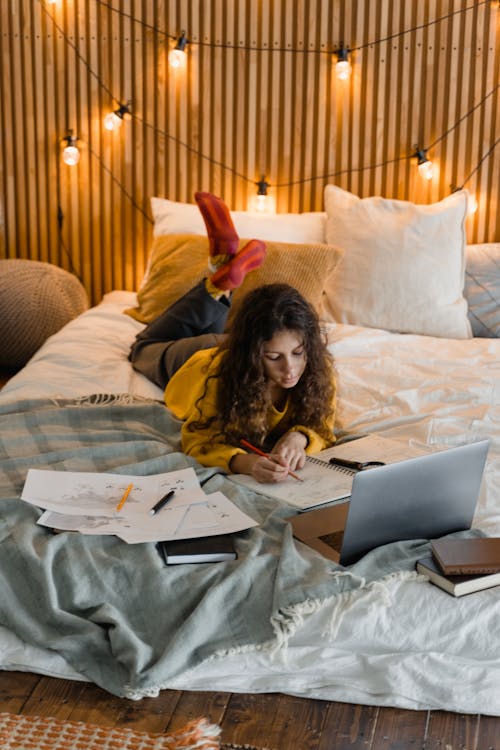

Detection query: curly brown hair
(191, 283), (335, 448)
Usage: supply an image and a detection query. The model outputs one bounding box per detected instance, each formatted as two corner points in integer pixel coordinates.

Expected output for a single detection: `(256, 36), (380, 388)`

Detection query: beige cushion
(0, 260), (89, 369)
(323, 185), (471, 338)
(125, 234), (342, 326)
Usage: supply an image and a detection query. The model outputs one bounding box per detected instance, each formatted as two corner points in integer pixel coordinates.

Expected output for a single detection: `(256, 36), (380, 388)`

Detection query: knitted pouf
(0, 259), (89, 369)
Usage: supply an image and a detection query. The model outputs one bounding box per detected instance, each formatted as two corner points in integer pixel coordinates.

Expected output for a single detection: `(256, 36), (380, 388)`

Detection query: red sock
(195, 192), (239, 259)
(210, 239), (266, 291)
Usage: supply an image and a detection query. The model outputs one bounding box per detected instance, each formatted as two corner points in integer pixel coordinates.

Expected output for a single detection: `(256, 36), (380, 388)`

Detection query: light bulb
(169, 48), (185, 68)
(169, 34), (188, 68)
(334, 48), (351, 81)
(248, 194), (276, 213)
(249, 179), (276, 213)
(336, 59), (351, 80)
(62, 145), (80, 166)
(255, 194), (270, 212)
(417, 159), (434, 180)
(467, 195), (478, 215)
(104, 111), (123, 131)
(414, 148), (434, 181)
(104, 104), (131, 131)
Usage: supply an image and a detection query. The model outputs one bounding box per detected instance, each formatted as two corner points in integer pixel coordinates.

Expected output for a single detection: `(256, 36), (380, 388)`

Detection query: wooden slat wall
(0, 0), (498, 305)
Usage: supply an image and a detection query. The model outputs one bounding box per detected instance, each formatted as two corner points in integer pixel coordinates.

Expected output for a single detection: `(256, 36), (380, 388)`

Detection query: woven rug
(0, 712), (273, 750)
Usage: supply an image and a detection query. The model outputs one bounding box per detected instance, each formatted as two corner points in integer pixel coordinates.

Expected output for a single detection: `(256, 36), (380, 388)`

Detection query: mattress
(1, 291), (499, 713)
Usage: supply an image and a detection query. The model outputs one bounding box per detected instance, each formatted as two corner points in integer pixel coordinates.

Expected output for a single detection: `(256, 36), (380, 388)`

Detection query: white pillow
(151, 197), (326, 243)
(323, 186), (471, 338)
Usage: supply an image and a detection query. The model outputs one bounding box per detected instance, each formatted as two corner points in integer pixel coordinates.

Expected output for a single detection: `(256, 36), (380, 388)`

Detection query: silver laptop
(289, 439), (490, 566)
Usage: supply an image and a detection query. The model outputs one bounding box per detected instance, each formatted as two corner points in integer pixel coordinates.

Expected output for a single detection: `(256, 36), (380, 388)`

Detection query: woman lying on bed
(129, 192), (336, 483)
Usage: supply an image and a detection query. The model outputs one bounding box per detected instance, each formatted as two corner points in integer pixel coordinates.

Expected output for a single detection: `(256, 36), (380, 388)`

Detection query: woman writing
(129, 192), (336, 483)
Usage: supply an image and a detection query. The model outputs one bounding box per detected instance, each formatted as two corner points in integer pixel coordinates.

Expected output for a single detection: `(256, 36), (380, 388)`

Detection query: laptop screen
(339, 439), (490, 565)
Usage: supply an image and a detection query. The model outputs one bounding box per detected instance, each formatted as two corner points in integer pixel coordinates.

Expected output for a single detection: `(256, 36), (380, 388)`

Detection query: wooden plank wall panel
(0, 0), (498, 305)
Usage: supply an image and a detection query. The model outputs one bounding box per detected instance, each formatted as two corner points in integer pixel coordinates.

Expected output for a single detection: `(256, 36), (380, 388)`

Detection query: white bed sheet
(1, 291), (500, 714)
(0, 292), (163, 403)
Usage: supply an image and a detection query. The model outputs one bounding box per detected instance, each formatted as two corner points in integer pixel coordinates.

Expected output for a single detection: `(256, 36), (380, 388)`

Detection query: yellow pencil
(115, 482), (133, 513)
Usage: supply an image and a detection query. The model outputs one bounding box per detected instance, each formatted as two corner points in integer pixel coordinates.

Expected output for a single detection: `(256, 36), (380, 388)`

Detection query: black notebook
(157, 534), (237, 565)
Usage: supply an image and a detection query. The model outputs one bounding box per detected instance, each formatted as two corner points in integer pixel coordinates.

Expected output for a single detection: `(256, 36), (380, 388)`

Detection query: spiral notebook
(229, 434), (423, 510)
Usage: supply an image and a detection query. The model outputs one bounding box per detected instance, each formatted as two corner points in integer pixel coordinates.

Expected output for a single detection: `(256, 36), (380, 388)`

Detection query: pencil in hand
(240, 439), (303, 482)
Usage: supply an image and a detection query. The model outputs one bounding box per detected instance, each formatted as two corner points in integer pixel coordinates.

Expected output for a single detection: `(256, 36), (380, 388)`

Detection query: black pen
(149, 489), (175, 516)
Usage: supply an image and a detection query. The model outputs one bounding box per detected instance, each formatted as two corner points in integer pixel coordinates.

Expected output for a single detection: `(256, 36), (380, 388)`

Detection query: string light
(248, 177), (276, 213)
(334, 48), (352, 80)
(169, 33), (188, 68)
(42, 2), (498, 215)
(61, 131), (80, 166)
(414, 148), (434, 180)
(104, 103), (132, 131)
(92, 0), (489, 57)
(42, 0), (498, 194)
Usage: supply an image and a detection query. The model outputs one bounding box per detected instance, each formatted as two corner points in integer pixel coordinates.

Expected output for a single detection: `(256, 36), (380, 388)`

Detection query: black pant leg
(136, 280), (230, 342)
(128, 280), (230, 389)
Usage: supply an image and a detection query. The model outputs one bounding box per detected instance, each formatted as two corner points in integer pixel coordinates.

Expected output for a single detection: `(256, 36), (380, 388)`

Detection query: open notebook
(229, 434), (426, 510)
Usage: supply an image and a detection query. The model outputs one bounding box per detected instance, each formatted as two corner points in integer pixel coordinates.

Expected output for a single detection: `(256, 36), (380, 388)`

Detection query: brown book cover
(416, 557), (500, 597)
(431, 537), (500, 575)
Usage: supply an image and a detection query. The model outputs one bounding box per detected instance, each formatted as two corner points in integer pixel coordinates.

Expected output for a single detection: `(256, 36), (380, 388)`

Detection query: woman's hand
(272, 430), (307, 471)
(230, 452), (293, 483)
(230, 431), (307, 483)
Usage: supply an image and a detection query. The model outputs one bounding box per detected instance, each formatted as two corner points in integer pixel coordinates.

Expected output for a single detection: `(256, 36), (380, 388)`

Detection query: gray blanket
(0, 395), (439, 699)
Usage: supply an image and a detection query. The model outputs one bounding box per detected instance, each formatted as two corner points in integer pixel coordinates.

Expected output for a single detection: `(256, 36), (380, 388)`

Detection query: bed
(0, 187), (499, 714)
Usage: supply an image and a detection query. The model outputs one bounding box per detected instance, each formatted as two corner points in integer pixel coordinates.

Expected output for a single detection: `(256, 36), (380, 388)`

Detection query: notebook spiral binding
(305, 456), (355, 475)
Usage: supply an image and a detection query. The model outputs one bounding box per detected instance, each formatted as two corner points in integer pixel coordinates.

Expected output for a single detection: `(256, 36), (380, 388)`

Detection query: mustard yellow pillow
(125, 233), (342, 326)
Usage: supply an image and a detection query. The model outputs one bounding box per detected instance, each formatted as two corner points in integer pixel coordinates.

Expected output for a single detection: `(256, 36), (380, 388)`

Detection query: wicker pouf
(0, 259), (89, 369)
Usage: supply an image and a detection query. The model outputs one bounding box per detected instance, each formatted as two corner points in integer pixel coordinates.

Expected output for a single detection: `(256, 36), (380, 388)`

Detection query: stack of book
(416, 537), (500, 597)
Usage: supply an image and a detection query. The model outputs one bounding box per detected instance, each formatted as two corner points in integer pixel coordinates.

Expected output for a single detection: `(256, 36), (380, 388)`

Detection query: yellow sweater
(164, 347), (334, 472)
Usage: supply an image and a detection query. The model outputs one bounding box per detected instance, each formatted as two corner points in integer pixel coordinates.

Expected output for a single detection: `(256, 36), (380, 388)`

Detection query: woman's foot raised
(195, 191), (266, 296)
(209, 239), (266, 292)
(194, 191), (239, 268)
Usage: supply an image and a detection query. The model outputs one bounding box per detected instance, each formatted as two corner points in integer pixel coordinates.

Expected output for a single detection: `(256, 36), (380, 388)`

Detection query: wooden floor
(1, 670), (500, 749)
(1, 370), (500, 748)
